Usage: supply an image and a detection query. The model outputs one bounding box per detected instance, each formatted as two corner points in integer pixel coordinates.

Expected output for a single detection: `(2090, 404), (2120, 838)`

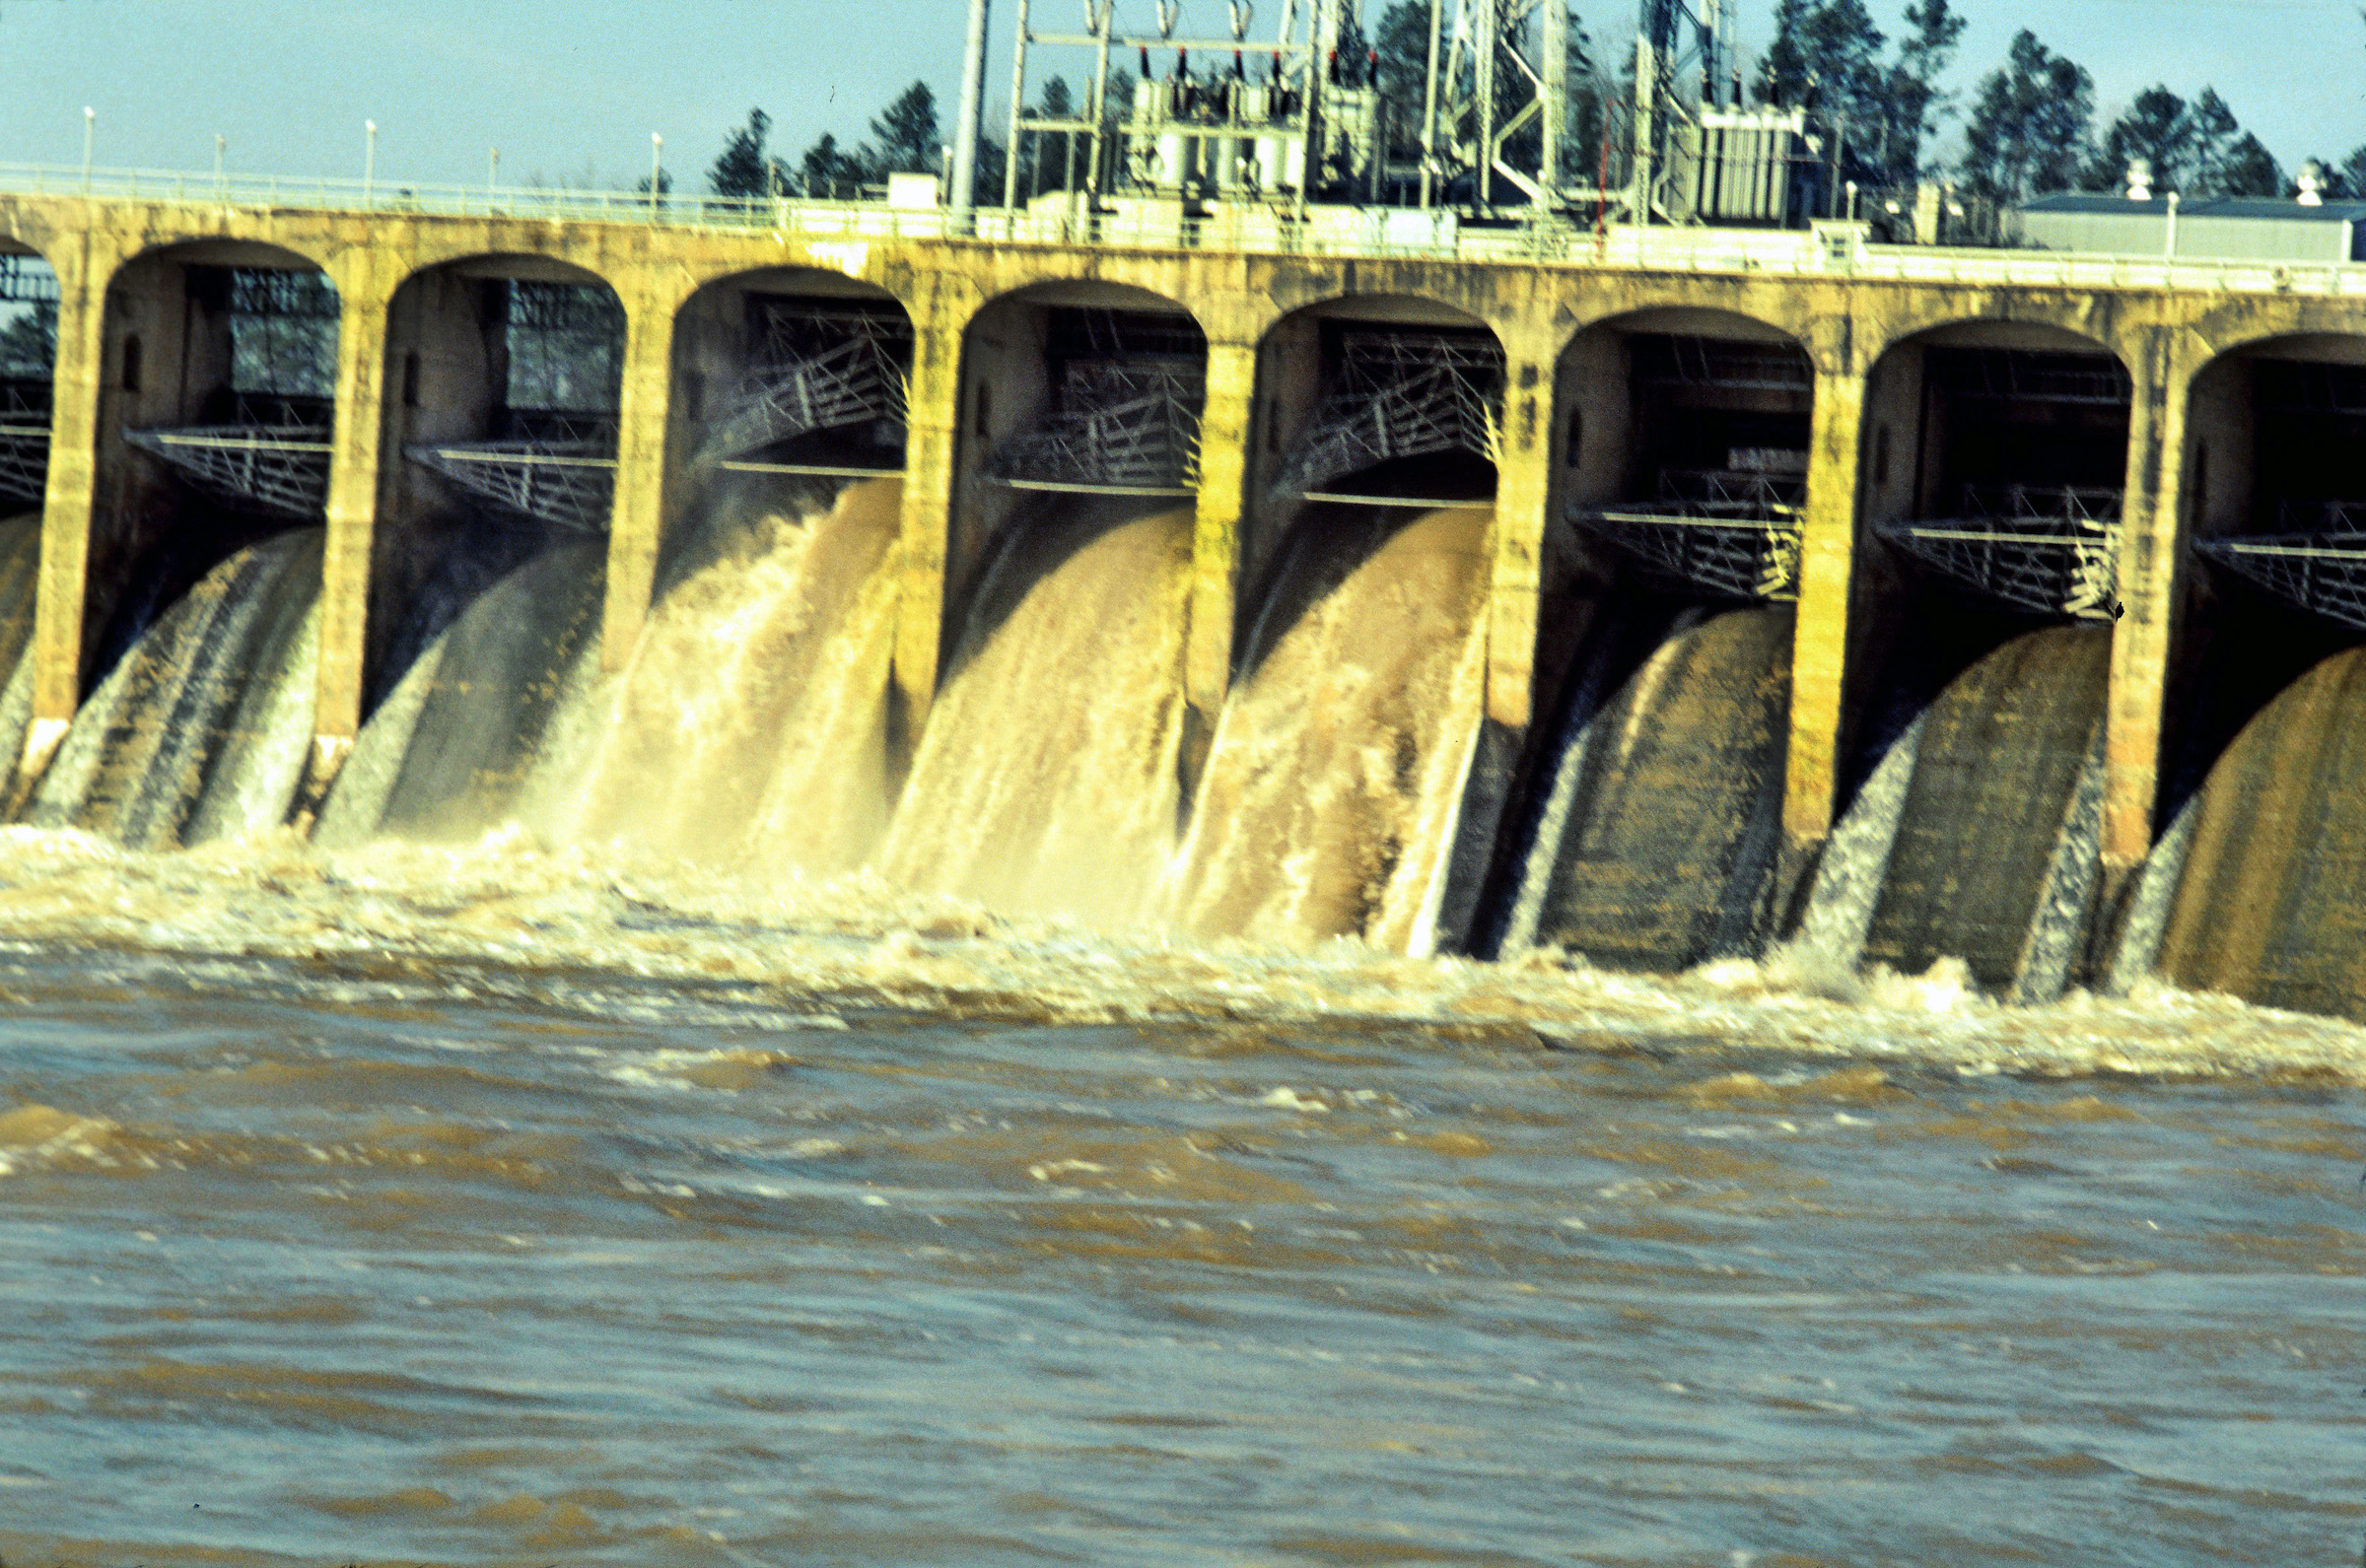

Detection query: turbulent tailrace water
(0, 840), (2359, 1565)
(0, 490), (2360, 1562)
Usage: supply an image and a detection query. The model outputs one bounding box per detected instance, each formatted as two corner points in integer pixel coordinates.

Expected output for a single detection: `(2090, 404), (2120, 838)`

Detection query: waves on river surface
(0, 923), (2357, 1564)
(0, 823), (2359, 1086)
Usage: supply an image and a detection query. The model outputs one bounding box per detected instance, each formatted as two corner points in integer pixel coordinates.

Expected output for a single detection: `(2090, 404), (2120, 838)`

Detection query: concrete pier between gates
(4, 188), (2362, 927)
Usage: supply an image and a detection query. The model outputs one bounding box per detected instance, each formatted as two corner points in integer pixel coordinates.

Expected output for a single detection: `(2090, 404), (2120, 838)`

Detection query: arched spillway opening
(876, 282), (1209, 922)
(0, 251), (54, 511)
(21, 242), (339, 847)
(1487, 308), (1811, 971)
(372, 256), (625, 709)
(483, 269), (919, 872)
(2111, 332), (2366, 1017)
(1161, 296), (1502, 952)
(310, 257), (630, 845)
(1797, 320), (2133, 999)
(0, 251), (56, 768)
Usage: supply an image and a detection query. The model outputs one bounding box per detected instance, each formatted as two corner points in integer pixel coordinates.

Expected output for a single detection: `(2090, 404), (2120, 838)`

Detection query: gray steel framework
(1574, 467), (1803, 599)
(1270, 332), (1503, 503)
(0, 256), (58, 304)
(1631, 334), (1811, 391)
(407, 415), (617, 533)
(2195, 501), (2366, 631)
(985, 359), (1205, 496)
(125, 396), (332, 517)
(1426, 0), (1574, 209)
(0, 381), (47, 508)
(2253, 363), (2366, 417)
(1879, 483), (2122, 620)
(1930, 350), (2132, 407)
(696, 314), (911, 469)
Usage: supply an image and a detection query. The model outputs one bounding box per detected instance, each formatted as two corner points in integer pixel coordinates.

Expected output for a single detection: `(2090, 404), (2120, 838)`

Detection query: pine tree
(870, 81), (942, 174)
(1959, 31), (2093, 201)
(1031, 77), (1077, 198)
(2184, 89), (2240, 190)
(799, 132), (867, 198)
(2084, 86), (2193, 192)
(1373, 0), (1433, 159)
(1880, 0), (1965, 184)
(708, 107), (782, 198)
(2211, 132), (2282, 197)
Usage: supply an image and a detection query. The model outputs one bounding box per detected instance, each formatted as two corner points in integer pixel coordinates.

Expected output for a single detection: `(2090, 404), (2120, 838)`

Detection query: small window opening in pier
(1566, 407), (1583, 467)
(120, 333), (142, 393)
(401, 350), (421, 409)
(2192, 443), (2207, 519)
(973, 381), (991, 439)
(682, 371), (703, 424)
(1267, 398), (1280, 453)
(1874, 425), (1891, 488)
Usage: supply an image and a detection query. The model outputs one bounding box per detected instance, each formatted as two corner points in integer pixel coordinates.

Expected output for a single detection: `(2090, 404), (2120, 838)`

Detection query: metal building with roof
(2016, 192), (2366, 262)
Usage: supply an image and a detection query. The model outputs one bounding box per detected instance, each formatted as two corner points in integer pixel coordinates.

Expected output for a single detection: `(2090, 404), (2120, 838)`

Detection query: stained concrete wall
(6, 190), (2366, 932)
(369, 265), (504, 696)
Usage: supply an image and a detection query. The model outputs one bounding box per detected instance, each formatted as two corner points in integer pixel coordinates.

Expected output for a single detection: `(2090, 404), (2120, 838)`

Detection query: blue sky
(0, 0), (2358, 191)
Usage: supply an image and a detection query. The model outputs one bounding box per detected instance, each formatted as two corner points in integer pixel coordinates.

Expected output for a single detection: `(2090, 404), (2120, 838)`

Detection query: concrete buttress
(600, 271), (684, 670)
(2102, 324), (2192, 899)
(309, 265), (394, 794)
(1487, 339), (1556, 730)
(892, 302), (965, 736)
(1784, 357), (1867, 870)
(21, 234), (121, 787)
(1188, 339), (1256, 716)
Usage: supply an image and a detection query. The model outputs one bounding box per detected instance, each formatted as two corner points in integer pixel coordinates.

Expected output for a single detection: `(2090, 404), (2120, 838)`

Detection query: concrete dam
(6, 191), (2366, 1024)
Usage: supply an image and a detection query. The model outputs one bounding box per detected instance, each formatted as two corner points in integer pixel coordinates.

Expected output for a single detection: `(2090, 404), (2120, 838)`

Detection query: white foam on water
(0, 823), (2349, 1084)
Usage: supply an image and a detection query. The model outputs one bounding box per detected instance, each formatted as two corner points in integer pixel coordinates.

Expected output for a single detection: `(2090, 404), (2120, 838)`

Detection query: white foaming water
(1786, 712), (1927, 972)
(28, 529), (322, 848)
(1160, 505), (1493, 952)
(0, 824), (2352, 1083)
(530, 477), (903, 874)
(180, 592), (322, 847)
(879, 501), (1195, 924)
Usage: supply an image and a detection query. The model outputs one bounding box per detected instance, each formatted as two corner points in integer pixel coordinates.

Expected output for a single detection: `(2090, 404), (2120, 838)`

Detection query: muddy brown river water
(0, 832), (2358, 1564)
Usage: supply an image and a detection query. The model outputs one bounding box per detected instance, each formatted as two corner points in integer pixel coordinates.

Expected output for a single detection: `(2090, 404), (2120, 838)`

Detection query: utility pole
(1418, 0), (1442, 208)
(1474, 0), (1497, 206)
(952, 0), (992, 218)
(1540, 0), (1567, 208)
(363, 119), (377, 206)
(1003, 0), (1032, 211)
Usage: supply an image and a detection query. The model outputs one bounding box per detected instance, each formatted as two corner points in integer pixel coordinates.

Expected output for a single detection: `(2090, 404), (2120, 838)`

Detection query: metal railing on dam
(4, 161), (2366, 298)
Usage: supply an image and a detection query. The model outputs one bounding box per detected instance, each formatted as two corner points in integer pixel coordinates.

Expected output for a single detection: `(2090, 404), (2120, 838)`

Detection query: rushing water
(882, 500), (1193, 924)
(0, 865), (2358, 1565)
(543, 476), (903, 876)
(1164, 505), (1492, 952)
(3, 485), (2363, 1560)
(1506, 604), (1791, 971)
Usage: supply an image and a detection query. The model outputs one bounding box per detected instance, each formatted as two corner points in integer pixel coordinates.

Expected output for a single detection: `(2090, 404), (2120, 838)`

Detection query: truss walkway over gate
(124, 395), (332, 518)
(985, 360), (1206, 498)
(2195, 502), (2366, 633)
(1269, 332), (1503, 507)
(1574, 469), (1805, 600)
(698, 307), (911, 482)
(0, 381), (46, 508)
(407, 412), (618, 534)
(1, 255), (58, 510)
(1878, 484), (2123, 621)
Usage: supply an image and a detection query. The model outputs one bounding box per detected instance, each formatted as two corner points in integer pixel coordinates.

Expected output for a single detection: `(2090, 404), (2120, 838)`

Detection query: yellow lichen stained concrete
(2, 189), (2356, 912)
